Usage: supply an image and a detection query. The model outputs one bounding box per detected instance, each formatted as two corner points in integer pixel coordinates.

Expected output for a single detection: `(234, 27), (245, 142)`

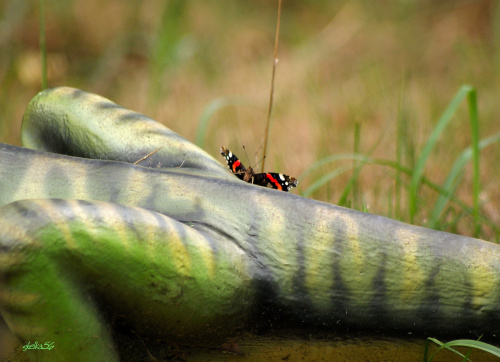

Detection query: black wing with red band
(220, 146), (248, 177)
(220, 146), (298, 192)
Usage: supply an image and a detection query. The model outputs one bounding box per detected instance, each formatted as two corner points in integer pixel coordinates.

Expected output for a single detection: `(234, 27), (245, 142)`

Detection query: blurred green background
(0, 0), (498, 239)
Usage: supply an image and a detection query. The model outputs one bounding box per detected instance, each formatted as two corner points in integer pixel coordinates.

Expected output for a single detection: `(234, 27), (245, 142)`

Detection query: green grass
(294, 85), (499, 242)
(424, 337), (500, 361)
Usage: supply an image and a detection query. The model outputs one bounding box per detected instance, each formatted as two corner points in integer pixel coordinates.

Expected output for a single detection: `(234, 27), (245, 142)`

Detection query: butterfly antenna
(254, 155), (267, 170)
(243, 145), (266, 170)
(242, 145), (251, 167)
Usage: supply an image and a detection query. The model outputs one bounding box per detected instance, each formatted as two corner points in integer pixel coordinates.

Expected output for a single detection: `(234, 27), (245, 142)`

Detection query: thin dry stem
(133, 147), (164, 165)
(261, 0), (282, 173)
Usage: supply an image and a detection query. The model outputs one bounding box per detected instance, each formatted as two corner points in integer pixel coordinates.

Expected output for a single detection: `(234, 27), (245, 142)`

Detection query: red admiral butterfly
(220, 146), (298, 192)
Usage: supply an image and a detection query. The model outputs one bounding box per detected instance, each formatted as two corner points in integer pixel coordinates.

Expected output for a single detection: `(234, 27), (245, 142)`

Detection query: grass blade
(467, 89), (480, 236)
(409, 85), (474, 223)
(300, 152), (499, 235)
(427, 133), (500, 229)
(299, 153), (369, 180)
(425, 338), (500, 361)
(301, 165), (353, 197)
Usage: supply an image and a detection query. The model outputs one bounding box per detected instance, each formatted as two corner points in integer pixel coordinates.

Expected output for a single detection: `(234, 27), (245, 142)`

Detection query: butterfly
(220, 146), (298, 191)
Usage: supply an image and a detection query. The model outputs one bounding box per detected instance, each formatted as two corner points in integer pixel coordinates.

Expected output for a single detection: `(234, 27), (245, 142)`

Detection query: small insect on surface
(220, 146), (298, 192)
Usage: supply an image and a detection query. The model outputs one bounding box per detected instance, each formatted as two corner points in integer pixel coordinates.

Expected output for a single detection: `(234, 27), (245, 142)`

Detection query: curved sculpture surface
(1, 87), (499, 361)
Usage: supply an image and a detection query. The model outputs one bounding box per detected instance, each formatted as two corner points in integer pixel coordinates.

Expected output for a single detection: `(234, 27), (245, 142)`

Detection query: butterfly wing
(220, 146), (247, 180)
(253, 173), (298, 192)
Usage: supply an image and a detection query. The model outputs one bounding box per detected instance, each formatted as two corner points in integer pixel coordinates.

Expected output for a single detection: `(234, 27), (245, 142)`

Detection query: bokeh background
(0, 0), (498, 239)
